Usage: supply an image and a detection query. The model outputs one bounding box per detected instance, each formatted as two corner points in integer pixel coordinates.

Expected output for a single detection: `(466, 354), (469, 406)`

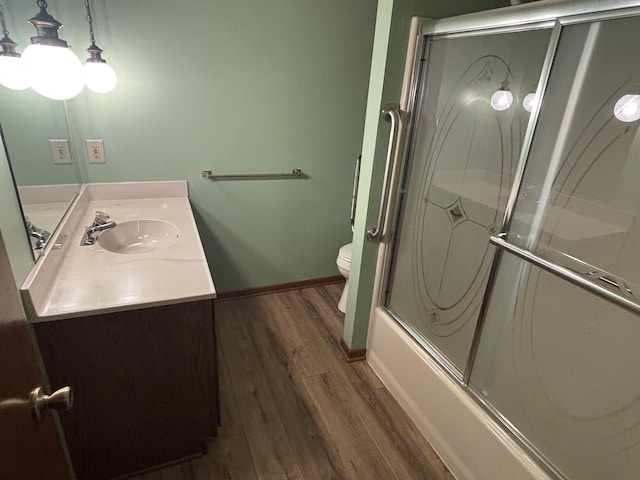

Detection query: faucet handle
(94, 211), (110, 225)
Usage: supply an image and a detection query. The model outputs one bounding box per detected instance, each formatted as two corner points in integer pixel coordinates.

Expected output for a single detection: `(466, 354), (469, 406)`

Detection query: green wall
(0, 0), (509, 304)
(343, 0), (510, 349)
(1, 0), (377, 292)
(0, 88), (77, 187)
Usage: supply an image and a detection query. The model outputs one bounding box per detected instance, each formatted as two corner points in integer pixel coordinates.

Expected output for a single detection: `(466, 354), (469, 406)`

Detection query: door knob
(31, 386), (73, 421)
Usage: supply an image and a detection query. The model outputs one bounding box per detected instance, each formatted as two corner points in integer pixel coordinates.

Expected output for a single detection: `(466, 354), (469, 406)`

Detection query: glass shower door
(469, 13), (640, 479)
(384, 26), (551, 376)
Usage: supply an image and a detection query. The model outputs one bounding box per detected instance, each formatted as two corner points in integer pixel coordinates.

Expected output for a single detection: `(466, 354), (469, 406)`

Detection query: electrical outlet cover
(86, 139), (106, 164)
(49, 139), (72, 164)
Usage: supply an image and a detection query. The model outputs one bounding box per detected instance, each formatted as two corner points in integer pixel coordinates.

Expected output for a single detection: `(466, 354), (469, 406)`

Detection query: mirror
(0, 89), (81, 258)
(0, 2), (82, 258)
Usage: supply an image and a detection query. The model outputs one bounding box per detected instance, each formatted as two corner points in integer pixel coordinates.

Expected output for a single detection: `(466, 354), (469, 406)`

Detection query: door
(468, 11), (640, 479)
(381, 22), (552, 378)
(364, 14), (560, 478)
(0, 230), (73, 479)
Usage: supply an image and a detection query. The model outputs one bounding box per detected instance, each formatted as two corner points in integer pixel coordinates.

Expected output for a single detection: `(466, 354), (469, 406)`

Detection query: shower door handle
(367, 104), (401, 241)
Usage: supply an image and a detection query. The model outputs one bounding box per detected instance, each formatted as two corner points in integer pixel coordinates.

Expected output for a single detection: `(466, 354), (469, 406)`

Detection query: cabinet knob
(31, 386), (74, 421)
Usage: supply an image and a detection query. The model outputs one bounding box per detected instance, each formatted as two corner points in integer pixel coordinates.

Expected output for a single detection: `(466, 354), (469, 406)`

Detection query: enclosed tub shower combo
(365, 1), (640, 479)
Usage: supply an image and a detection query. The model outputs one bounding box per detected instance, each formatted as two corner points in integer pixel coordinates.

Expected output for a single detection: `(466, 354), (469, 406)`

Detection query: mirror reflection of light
(490, 89), (513, 111)
(523, 92), (537, 112)
(614, 95), (640, 122)
(0, 56), (29, 90)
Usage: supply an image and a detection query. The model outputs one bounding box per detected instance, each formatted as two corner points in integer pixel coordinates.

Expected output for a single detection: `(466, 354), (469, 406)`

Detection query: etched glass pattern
(385, 28), (551, 372)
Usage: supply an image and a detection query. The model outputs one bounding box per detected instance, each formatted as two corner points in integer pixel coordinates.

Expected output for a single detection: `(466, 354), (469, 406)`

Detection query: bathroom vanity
(22, 181), (218, 479)
(33, 300), (217, 479)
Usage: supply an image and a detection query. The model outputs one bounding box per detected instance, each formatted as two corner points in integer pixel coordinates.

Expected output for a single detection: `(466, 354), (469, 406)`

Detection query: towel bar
(201, 169), (303, 180)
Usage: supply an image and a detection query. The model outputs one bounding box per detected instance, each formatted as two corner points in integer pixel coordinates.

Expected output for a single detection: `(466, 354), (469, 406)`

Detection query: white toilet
(336, 243), (352, 313)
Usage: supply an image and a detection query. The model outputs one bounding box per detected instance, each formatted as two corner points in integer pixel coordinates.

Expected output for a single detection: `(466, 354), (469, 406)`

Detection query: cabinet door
(35, 300), (217, 479)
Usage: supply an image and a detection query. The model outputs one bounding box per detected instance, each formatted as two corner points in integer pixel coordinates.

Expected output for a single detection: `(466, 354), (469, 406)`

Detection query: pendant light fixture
(0, 3), (29, 90)
(22, 0), (84, 100)
(82, 0), (116, 94)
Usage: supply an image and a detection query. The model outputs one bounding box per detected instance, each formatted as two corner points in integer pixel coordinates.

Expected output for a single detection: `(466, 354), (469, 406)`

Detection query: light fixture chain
(84, 0), (96, 44)
(0, 4), (8, 37)
(37, 0), (48, 10)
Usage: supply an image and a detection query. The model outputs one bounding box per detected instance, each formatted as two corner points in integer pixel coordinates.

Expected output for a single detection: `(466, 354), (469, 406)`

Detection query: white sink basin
(98, 219), (180, 254)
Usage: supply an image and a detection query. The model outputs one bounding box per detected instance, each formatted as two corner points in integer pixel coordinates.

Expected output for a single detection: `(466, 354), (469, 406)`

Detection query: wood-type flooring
(131, 283), (454, 480)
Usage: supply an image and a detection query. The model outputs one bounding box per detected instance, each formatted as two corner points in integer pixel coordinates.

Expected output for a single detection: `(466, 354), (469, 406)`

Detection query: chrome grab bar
(350, 155), (362, 233)
(367, 104), (401, 241)
(201, 169), (303, 180)
(490, 233), (640, 316)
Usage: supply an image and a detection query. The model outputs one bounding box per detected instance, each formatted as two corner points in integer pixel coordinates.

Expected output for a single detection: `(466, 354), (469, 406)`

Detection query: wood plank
(218, 302), (304, 480)
(253, 292), (327, 355)
(247, 317), (347, 479)
(198, 352), (258, 480)
(301, 372), (397, 479)
(129, 285), (454, 480)
(350, 358), (385, 389)
(299, 284), (345, 339)
(290, 340), (332, 378)
(317, 334), (447, 480)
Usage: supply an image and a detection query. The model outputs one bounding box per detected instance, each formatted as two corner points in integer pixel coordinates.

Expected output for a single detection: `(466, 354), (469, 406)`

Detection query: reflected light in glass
(83, 61), (117, 94)
(490, 89), (513, 111)
(0, 55), (29, 90)
(523, 92), (538, 113)
(22, 44), (84, 100)
(614, 95), (640, 122)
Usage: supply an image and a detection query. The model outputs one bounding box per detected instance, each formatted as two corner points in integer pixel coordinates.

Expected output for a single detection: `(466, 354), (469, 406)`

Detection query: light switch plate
(86, 139), (106, 164)
(49, 139), (72, 164)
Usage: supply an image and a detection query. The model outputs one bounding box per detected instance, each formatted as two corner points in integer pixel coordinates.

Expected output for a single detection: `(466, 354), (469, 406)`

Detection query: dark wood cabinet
(33, 299), (218, 480)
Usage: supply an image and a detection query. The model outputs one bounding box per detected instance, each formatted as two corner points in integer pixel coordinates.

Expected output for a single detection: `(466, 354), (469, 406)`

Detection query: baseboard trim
(339, 338), (367, 362)
(216, 275), (344, 301)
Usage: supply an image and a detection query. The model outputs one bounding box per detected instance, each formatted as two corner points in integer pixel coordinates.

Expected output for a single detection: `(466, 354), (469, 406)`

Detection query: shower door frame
(366, 1), (640, 478)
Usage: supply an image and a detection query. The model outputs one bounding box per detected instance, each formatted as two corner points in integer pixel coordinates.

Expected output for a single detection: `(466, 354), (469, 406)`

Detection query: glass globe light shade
(83, 61), (117, 94)
(614, 95), (640, 123)
(523, 92), (538, 113)
(490, 89), (513, 111)
(0, 56), (29, 90)
(22, 44), (84, 100)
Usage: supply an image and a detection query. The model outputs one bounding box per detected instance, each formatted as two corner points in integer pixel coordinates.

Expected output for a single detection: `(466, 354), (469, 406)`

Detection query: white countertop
(22, 181), (216, 322)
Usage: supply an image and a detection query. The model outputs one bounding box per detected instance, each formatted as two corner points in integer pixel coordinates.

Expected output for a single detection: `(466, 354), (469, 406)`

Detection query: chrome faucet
(81, 211), (117, 246)
(25, 217), (51, 250)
